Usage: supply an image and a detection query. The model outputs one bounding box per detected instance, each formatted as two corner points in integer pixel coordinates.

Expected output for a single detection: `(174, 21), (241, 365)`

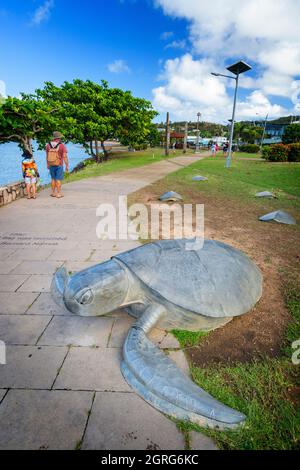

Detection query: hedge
(262, 144), (300, 162)
(239, 144), (260, 153)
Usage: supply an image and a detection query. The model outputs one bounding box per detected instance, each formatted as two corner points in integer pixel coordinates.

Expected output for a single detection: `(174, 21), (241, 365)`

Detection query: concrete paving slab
(48, 247), (93, 261)
(0, 389), (93, 449)
(7, 247), (54, 261)
(108, 316), (135, 348)
(149, 328), (167, 344)
(0, 292), (39, 314)
(160, 332), (180, 349)
(190, 431), (218, 450)
(0, 260), (21, 275)
(17, 275), (52, 293)
(89, 250), (119, 263)
(0, 248), (17, 259)
(11, 260), (62, 275)
(38, 316), (113, 347)
(0, 390), (7, 402)
(63, 261), (98, 274)
(0, 346), (68, 389)
(108, 316), (167, 347)
(54, 347), (131, 392)
(0, 274), (29, 292)
(0, 315), (51, 345)
(82, 392), (185, 450)
(26, 293), (72, 316)
(168, 350), (190, 375)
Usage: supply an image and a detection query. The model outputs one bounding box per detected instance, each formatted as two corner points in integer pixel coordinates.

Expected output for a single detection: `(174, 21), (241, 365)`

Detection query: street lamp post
(211, 61), (252, 168)
(195, 112), (201, 154)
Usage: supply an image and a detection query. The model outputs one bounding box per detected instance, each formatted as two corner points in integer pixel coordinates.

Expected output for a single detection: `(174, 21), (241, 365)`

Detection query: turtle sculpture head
(53, 260), (132, 317)
(52, 239), (263, 430)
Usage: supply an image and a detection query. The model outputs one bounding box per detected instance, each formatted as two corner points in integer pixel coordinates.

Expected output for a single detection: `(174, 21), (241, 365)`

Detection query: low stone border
(0, 181), (27, 207)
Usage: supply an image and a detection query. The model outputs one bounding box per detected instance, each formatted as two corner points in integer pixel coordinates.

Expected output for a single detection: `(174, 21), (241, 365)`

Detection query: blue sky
(1, 0), (300, 123)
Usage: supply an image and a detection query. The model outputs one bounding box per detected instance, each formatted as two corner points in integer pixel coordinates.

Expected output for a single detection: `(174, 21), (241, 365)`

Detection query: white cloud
(0, 80), (6, 97)
(160, 31), (174, 40)
(165, 39), (186, 50)
(237, 91), (285, 119)
(107, 59), (130, 74)
(152, 55), (287, 122)
(154, 0), (300, 106)
(30, 0), (54, 26)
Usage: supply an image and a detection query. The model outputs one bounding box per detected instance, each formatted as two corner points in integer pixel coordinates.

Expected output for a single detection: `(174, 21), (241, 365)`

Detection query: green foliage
(239, 144), (260, 153)
(172, 330), (209, 348)
(282, 124), (300, 144)
(0, 94), (58, 155)
(188, 359), (299, 450)
(234, 122), (263, 144)
(148, 123), (161, 147)
(288, 143), (300, 162)
(37, 79), (157, 161)
(281, 270), (300, 357)
(263, 143), (300, 162)
(262, 144), (289, 162)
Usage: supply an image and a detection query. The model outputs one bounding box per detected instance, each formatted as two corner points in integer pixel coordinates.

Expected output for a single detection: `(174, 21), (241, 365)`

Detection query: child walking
(22, 150), (39, 199)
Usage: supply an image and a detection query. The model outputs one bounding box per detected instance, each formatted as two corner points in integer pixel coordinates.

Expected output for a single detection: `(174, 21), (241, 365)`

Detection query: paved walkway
(0, 155), (217, 450)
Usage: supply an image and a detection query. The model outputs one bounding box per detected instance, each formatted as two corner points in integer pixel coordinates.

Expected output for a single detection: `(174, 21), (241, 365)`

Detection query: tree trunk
(89, 141), (96, 158)
(94, 139), (100, 163)
(21, 137), (33, 157)
(101, 140), (108, 161)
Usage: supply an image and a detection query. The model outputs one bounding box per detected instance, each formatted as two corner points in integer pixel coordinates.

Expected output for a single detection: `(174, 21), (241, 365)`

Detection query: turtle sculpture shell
(114, 239), (262, 319)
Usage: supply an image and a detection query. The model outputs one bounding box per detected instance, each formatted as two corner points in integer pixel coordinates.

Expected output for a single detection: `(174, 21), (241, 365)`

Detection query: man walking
(46, 131), (69, 198)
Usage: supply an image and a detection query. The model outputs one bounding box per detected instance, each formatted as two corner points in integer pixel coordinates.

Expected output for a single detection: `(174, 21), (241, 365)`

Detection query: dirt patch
(128, 180), (300, 366)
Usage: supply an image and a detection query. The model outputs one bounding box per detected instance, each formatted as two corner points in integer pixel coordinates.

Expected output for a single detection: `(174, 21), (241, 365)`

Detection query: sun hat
(52, 131), (64, 139)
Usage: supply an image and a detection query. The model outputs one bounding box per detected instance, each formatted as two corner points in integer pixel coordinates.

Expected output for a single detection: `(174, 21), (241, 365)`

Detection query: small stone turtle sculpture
(52, 239), (262, 429)
(159, 191), (183, 202)
(259, 210), (296, 225)
(192, 175), (208, 181)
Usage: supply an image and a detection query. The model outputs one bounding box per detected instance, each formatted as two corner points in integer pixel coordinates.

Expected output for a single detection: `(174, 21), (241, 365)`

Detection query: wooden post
(183, 122), (188, 154)
(165, 112), (170, 156)
(95, 139), (100, 163)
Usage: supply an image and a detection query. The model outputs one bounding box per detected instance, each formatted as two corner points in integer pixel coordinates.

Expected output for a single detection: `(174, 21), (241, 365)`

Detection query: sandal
(56, 194), (64, 198)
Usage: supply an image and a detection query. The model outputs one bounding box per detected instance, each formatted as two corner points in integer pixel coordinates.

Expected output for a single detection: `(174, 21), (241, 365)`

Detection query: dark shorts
(49, 165), (64, 181)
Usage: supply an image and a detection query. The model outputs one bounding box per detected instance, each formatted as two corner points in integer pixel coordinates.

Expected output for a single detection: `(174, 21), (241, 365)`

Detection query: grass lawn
(163, 155), (300, 211)
(128, 155), (300, 450)
(63, 147), (197, 184)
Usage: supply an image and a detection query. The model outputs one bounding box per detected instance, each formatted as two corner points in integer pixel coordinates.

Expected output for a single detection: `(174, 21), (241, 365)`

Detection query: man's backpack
(47, 142), (61, 166)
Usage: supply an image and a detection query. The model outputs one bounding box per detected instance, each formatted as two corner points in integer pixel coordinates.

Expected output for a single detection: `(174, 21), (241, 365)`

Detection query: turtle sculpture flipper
(122, 304), (246, 429)
(52, 239), (262, 430)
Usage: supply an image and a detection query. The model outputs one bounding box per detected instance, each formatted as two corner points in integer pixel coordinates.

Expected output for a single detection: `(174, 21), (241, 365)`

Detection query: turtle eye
(77, 289), (94, 305)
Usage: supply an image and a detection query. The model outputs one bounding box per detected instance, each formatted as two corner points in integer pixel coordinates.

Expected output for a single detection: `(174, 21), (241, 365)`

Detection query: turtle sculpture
(52, 239), (262, 429)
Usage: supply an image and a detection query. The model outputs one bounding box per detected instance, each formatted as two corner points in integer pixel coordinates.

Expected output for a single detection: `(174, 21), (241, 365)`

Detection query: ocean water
(0, 142), (90, 187)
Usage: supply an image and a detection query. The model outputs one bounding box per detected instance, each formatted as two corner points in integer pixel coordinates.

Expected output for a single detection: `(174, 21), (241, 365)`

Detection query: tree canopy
(36, 79), (157, 160)
(0, 79), (158, 160)
(282, 124), (300, 144)
(0, 94), (58, 156)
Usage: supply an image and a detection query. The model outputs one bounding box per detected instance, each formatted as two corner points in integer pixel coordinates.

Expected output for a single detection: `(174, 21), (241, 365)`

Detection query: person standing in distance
(46, 131), (69, 198)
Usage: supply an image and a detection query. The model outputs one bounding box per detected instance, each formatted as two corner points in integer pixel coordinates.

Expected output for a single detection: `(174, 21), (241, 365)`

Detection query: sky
(0, 0), (300, 124)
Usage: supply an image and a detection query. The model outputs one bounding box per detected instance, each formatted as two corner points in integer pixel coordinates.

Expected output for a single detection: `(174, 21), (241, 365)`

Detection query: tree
(146, 123), (161, 147)
(0, 94), (58, 156)
(233, 122), (263, 144)
(282, 124), (300, 144)
(37, 79), (157, 161)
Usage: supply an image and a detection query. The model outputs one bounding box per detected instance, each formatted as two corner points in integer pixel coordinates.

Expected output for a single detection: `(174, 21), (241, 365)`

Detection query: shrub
(288, 143), (300, 162)
(239, 144), (260, 153)
(134, 143), (148, 151)
(261, 146), (271, 160)
(262, 144), (289, 162)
